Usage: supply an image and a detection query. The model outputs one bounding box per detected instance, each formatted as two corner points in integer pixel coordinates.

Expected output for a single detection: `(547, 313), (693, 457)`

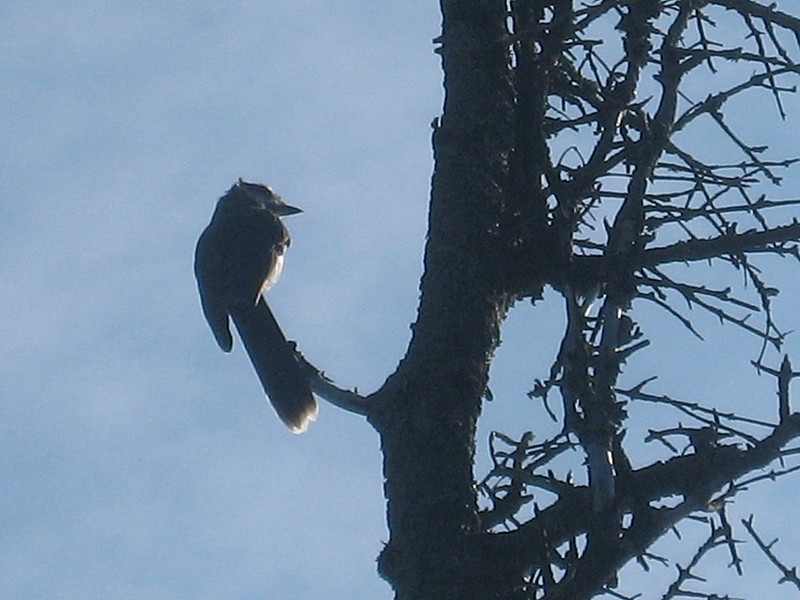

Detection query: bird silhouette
(194, 179), (317, 432)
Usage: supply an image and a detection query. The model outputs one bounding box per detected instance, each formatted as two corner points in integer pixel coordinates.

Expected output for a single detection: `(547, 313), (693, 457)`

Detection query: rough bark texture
(369, 1), (519, 598)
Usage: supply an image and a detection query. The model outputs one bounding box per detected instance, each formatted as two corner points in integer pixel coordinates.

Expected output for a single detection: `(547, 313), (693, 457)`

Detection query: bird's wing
(194, 225), (235, 352)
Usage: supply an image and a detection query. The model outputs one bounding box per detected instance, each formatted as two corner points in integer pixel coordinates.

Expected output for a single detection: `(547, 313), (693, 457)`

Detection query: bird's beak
(276, 204), (303, 216)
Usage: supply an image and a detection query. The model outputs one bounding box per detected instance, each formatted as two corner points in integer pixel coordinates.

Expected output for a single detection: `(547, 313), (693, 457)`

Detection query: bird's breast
(261, 252), (284, 294)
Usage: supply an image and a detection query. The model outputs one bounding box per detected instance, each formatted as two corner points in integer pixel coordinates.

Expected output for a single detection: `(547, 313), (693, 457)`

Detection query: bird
(194, 178), (318, 433)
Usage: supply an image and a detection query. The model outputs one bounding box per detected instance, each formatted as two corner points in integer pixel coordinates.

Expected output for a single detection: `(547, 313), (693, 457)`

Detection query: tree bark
(369, 1), (521, 598)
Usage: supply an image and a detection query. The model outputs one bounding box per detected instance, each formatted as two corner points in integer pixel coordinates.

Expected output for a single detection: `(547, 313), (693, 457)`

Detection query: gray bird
(194, 179), (317, 432)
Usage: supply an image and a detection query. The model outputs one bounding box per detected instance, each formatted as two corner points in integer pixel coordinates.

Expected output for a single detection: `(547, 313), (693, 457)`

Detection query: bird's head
(213, 178), (303, 218)
(232, 178), (302, 216)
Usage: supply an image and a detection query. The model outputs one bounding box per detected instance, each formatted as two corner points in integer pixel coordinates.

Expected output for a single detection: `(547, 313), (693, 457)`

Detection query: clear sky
(2, 2), (799, 599)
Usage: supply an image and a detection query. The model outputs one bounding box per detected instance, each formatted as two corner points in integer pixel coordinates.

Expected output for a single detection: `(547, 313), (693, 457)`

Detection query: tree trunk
(369, 1), (522, 598)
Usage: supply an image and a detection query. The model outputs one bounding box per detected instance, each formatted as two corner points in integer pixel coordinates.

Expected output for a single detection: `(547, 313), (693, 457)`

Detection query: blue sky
(2, 2), (799, 599)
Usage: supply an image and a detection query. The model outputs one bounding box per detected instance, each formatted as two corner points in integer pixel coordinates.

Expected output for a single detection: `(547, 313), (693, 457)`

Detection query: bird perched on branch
(194, 178), (317, 433)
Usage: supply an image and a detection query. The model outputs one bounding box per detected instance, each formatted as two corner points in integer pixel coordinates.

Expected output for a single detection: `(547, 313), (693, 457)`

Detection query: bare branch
(741, 516), (800, 590)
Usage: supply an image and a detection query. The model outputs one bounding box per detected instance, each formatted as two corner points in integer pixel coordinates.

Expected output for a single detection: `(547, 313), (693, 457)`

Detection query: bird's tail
(230, 298), (318, 433)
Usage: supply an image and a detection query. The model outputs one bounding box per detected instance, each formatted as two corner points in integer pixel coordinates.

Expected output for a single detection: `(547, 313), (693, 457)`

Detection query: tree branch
(639, 222), (800, 268)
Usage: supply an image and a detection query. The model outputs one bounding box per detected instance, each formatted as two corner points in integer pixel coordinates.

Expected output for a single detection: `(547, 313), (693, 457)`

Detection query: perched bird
(194, 179), (317, 433)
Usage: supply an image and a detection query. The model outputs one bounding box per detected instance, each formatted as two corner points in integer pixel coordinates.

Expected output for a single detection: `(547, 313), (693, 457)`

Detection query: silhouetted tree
(307, 1), (800, 598)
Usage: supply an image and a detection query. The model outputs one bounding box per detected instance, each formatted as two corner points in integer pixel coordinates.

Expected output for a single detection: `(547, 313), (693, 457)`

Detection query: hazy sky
(2, 2), (799, 599)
